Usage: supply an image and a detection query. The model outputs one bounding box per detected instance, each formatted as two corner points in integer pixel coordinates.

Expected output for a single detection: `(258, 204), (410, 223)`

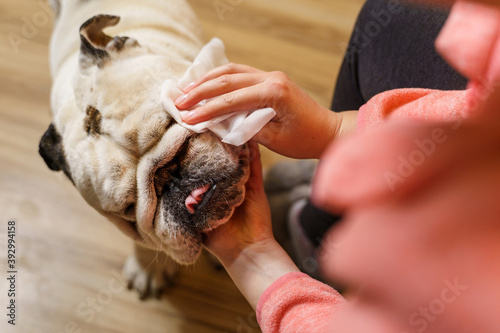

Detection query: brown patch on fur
(84, 105), (102, 135)
(125, 129), (138, 147)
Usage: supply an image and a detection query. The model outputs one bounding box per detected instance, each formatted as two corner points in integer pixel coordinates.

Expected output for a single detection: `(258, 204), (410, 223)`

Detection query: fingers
(182, 63), (263, 93)
(244, 141), (269, 211)
(181, 84), (268, 124)
(247, 140), (263, 187)
(175, 73), (265, 110)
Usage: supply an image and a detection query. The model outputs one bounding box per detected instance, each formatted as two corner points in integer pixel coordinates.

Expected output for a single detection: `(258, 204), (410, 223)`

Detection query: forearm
(218, 239), (300, 309)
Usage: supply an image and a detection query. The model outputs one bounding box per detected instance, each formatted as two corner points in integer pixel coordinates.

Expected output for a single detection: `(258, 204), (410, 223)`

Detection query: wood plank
(0, 0), (364, 332)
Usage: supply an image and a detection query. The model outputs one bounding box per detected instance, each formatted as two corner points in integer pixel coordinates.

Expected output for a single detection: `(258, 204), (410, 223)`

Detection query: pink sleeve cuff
(256, 272), (307, 323)
(256, 272), (345, 333)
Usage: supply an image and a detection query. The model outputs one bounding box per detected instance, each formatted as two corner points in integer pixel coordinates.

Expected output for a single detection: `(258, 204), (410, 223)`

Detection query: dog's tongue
(185, 184), (211, 214)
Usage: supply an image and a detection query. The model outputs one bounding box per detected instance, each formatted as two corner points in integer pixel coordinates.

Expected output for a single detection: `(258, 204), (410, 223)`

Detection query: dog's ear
(79, 14), (119, 68)
(79, 14), (139, 69)
(39, 123), (72, 181)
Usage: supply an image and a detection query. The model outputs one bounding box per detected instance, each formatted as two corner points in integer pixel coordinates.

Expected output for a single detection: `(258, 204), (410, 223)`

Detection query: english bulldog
(39, 0), (250, 297)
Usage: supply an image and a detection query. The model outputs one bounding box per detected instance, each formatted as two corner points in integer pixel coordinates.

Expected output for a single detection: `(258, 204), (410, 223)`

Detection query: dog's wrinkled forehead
(75, 15), (190, 157)
(76, 58), (177, 157)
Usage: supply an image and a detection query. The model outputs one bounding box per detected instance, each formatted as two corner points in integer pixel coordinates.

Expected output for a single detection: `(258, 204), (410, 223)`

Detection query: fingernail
(182, 111), (196, 122)
(183, 82), (195, 92)
(175, 94), (188, 107)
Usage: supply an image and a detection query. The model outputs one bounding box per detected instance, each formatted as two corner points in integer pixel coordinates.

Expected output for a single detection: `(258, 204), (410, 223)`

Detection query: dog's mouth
(154, 163), (241, 214)
(185, 183), (219, 215)
(153, 141), (249, 231)
(146, 142), (249, 264)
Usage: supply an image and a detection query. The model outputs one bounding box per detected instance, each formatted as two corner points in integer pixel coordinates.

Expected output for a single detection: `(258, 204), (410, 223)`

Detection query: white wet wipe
(161, 38), (276, 146)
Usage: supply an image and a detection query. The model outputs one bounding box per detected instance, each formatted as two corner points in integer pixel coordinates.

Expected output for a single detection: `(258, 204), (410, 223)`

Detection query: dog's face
(40, 15), (250, 264)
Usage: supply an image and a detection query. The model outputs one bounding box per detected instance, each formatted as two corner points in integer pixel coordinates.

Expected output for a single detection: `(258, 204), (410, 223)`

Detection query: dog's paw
(122, 247), (178, 300)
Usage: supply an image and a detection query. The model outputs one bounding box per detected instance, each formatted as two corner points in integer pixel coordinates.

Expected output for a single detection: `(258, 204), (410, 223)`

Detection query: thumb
(245, 140), (264, 193)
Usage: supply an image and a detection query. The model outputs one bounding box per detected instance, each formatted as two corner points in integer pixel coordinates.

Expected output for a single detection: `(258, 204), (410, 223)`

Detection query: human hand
(312, 89), (500, 331)
(203, 140), (275, 263)
(175, 63), (357, 159)
(203, 141), (299, 309)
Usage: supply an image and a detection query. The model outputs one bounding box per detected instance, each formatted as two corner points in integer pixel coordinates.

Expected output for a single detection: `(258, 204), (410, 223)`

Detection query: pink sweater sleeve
(256, 272), (345, 333)
(357, 1), (500, 130)
(357, 88), (470, 130)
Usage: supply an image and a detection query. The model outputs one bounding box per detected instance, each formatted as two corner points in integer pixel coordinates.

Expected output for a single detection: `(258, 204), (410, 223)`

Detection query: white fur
(49, 0), (249, 265)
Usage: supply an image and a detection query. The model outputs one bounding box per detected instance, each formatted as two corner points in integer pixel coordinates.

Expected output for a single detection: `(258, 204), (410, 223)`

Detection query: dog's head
(40, 15), (250, 264)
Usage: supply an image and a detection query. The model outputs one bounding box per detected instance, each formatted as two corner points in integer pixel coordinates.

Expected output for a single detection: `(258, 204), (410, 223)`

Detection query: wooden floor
(0, 0), (364, 332)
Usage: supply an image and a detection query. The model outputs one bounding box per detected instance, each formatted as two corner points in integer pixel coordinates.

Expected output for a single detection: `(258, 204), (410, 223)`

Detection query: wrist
(220, 239), (300, 309)
(308, 107), (341, 158)
(311, 109), (359, 158)
(337, 110), (359, 139)
(218, 238), (292, 274)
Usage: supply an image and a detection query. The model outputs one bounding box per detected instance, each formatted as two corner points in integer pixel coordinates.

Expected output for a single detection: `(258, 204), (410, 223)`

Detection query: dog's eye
(154, 164), (177, 196)
(153, 138), (191, 196)
(124, 203), (135, 216)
